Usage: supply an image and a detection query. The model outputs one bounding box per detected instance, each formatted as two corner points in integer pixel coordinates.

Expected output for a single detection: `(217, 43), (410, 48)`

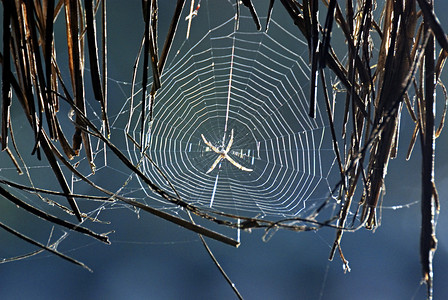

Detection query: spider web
(118, 0), (338, 219)
(0, 0), (339, 273)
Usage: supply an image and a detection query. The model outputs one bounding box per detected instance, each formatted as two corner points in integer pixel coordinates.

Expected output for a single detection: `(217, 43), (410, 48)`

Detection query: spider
(201, 129), (253, 174)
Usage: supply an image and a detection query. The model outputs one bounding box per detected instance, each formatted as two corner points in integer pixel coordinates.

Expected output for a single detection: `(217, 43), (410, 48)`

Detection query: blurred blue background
(1, 1), (448, 299)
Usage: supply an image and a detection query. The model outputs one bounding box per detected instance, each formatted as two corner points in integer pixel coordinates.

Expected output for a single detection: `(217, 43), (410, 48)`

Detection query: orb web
(122, 0), (337, 218)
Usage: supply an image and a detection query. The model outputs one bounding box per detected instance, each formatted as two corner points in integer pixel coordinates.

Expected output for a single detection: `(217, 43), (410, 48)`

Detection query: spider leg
(201, 134), (220, 153)
(225, 129), (234, 153)
(206, 155), (223, 174)
(225, 154), (253, 172)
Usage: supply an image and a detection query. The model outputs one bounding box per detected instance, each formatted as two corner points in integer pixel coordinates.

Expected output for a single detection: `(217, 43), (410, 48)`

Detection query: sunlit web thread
(122, 0), (337, 218)
(224, 11), (236, 137)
